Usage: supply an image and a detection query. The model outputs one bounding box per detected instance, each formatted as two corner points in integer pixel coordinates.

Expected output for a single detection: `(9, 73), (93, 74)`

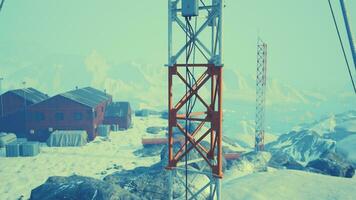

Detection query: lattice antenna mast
(255, 38), (267, 152)
(167, 0), (224, 199)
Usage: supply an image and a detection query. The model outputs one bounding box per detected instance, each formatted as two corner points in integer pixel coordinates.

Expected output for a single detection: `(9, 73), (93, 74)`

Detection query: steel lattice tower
(166, 0), (224, 199)
(255, 39), (267, 152)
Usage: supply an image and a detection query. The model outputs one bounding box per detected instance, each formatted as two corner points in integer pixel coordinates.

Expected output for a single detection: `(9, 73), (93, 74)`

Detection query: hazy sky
(0, 0), (355, 94)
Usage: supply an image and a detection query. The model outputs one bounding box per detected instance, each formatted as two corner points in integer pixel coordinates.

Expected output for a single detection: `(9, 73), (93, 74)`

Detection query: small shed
(47, 130), (88, 147)
(103, 102), (132, 130)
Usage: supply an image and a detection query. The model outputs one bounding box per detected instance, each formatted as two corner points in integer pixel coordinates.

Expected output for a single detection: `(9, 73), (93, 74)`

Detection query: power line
(328, 0), (356, 93)
(339, 0), (356, 72)
(0, 0), (5, 13)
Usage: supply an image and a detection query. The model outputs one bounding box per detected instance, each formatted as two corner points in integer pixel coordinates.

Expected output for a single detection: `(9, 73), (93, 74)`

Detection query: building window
(86, 110), (92, 120)
(55, 112), (64, 121)
(94, 111), (97, 118)
(34, 112), (45, 121)
(74, 112), (83, 120)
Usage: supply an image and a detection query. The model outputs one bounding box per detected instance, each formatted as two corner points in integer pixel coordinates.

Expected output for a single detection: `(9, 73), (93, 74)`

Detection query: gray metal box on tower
(182, 0), (199, 17)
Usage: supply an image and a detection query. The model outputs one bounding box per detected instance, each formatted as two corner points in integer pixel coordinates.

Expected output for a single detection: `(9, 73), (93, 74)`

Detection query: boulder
(104, 163), (209, 200)
(30, 175), (139, 200)
(268, 151), (304, 170)
(146, 126), (166, 135)
(306, 152), (355, 178)
(135, 109), (149, 117)
(160, 111), (168, 119)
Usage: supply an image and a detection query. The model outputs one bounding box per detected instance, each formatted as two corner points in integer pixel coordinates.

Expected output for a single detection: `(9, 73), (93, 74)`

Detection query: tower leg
(168, 170), (173, 200)
(216, 178), (222, 200)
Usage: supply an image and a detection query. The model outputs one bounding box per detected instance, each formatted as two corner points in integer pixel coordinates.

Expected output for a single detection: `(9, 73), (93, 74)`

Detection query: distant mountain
(266, 110), (356, 164)
(292, 110), (356, 140)
(266, 130), (336, 163)
(0, 51), (335, 108)
(1, 51), (354, 135)
(223, 68), (327, 105)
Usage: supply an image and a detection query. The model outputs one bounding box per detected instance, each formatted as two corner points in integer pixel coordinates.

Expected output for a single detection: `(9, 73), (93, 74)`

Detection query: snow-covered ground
(0, 116), (165, 200)
(1, 114), (355, 200)
(223, 170), (356, 200)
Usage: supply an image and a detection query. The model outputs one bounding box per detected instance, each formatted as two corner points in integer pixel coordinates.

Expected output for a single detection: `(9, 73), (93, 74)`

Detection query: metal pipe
(339, 0), (356, 69)
(168, 170), (173, 200)
(216, 178), (221, 200)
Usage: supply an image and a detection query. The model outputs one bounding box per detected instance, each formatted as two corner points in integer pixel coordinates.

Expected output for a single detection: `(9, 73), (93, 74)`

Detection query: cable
(184, 15), (198, 200)
(339, 0), (356, 72)
(184, 17), (190, 200)
(0, 0), (5, 13)
(328, 0), (356, 93)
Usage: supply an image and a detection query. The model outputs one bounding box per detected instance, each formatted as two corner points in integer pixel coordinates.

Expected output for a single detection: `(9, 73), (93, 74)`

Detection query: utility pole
(22, 81), (27, 124)
(255, 38), (267, 152)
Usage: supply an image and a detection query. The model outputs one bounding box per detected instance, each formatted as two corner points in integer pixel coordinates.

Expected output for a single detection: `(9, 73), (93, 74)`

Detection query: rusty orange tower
(166, 0), (224, 199)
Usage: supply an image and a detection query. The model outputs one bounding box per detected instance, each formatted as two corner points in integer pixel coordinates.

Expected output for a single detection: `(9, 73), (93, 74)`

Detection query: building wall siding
(0, 93), (27, 116)
(26, 96), (108, 141)
(0, 93), (33, 135)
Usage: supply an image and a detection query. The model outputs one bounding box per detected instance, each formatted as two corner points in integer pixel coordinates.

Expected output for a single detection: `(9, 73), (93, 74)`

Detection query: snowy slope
(223, 170), (356, 200)
(0, 116), (165, 200)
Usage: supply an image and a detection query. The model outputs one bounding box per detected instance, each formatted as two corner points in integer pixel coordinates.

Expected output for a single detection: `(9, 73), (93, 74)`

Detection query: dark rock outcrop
(30, 175), (139, 200)
(306, 152), (355, 178)
(268, 151), (304, 170)
(134, 144), (164, 157)
(104, 163), (209, 200)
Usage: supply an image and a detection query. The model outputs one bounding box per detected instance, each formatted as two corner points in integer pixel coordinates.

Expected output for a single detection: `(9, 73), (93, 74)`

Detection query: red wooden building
(103, 102), (132, 130)
(0, 88), (49, 137)
(26, 87), (112, 141)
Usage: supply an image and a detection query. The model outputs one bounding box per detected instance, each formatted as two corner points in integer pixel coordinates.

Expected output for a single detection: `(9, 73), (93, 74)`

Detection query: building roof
(59, 87), (112, 108)
(6, 88), (48, 104)
(105, 102), (131, 117)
